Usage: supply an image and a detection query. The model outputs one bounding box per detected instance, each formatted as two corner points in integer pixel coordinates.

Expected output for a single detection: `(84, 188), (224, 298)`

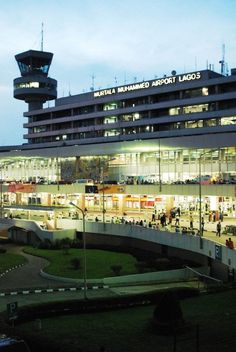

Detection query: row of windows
(18, 62), (50, 75)
(28, 94), (236, 132)
(15, 81), (56, 90)
(28, 83), (236, 123)
(29, 116), (236, 142)
(30, 106), (236, 133)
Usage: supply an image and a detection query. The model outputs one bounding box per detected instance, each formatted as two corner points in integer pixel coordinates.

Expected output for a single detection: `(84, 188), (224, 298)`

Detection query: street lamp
(0, 165), (3, 218)
(69, 202), (87, 300)
(101, 166), (105, 223)
(158, 139), (162, 192)
(198, 155), (203, 236)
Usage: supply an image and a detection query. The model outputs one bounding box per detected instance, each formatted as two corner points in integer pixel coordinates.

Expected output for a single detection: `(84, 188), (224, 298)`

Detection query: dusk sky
(0, 0), (236, 145)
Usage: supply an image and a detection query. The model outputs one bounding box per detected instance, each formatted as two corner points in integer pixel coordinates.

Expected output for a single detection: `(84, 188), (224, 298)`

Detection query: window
(183, 104), (208, 114)
(105, 129), (120, 136)
(169, 107), (181, 115)
(103, 103), (118, 111)
(221, 116), (236, 125)
(104, 116), (117, 124)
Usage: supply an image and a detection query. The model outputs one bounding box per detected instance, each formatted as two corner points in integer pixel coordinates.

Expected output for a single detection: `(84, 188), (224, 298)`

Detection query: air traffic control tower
(14, 50), (57, 111)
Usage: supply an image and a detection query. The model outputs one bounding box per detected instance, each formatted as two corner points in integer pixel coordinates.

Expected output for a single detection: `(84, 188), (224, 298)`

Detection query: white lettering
(178, 72), (201, 82)
(94, 72), (202, 98)
(152, 76), (177, 87)
(117, 82), (150, 93)
(94, 88), (116, 98)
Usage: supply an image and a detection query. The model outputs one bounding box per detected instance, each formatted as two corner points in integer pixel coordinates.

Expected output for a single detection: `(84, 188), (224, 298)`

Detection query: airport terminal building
(0, 49), (235, 222)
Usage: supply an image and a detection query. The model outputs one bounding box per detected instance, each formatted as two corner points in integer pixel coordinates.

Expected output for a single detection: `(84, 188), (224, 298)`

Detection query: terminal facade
(0, 49), (235, 223)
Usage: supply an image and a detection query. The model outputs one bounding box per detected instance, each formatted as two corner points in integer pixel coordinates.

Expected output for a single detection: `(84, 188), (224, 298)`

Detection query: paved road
(0, 244), (66, 291)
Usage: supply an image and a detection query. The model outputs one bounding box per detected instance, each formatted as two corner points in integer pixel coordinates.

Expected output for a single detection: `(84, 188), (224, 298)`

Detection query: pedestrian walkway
(175, 216), (236, 248)
(0, 215), (234, 314)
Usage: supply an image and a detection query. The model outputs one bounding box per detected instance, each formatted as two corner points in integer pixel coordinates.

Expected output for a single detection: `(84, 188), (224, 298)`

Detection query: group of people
(226, 237), (234, 249)
(96, 210), (236, 248)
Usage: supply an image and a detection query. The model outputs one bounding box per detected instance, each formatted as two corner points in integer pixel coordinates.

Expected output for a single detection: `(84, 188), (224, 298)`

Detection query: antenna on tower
(124, 72), (127, 84)
(90, 74), (95, 91)
(219, 43), (226, 75)
(195, 56), (197, 71)
(41, 22), (44, 51)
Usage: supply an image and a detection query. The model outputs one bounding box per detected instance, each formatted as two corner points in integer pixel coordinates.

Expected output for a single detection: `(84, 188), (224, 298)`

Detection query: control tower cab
(14, 50), (57, 111)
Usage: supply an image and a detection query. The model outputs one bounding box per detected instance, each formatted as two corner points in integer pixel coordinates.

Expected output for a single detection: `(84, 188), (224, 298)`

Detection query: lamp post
(0, 165), (3, 218)
(69, 202), (87, 300)
(158, 139), (162, 192)
(198, 156), (202, 236)
(101, 166), (105, 223)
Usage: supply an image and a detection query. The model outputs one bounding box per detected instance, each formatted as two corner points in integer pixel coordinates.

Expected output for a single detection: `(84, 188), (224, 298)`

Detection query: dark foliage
(152, 291), (185, 334)
(70, 257), (81, 270)
(110, 264), (122, 276)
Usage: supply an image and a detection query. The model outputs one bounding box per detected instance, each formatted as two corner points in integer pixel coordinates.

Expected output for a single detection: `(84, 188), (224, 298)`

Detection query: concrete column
(166, 196), (174, 216)
(79, 194), (85, 210)
(16, 193), (22, 205)
(117, 194), (125, 215)
(47, 193), (52, 206)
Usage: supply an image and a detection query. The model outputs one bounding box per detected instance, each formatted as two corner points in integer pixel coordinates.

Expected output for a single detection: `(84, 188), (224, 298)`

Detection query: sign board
(94, 71), (202, 97)
(215, 245), (222, 261)
(7, 301), (18, 320)
(98, 185), (125, 194)
(8, 183), (36, 193)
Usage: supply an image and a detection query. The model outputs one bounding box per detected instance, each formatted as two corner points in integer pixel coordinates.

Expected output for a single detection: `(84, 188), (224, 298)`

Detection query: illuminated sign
(8, 183), (36, 193)
(94, 72), (201, 98)
(98, 185), (125, 194)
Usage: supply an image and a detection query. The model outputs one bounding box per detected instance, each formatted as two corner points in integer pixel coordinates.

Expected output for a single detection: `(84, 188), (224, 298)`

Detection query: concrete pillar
(79, 194), (85, 210)
(117, 194), (125, 215)
(47, 193), (52, 206)
(166, 196), (174, 215)
(53, 210), (57, 229)
(16, 193), (21, 205)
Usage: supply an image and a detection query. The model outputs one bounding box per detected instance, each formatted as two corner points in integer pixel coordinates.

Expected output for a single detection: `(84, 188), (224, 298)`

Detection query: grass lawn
(0, 253), (27, 273)
(24, 247), (138, 279)
(16, 288), (236, 352)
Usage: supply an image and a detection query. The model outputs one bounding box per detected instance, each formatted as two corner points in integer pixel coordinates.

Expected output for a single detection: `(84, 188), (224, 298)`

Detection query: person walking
(175, 214), (180, 226)
(190, 215), (193, 229)
(201, 216), (205, 234)
(216, 221), (221, 237)
(168, 213), (173, 225)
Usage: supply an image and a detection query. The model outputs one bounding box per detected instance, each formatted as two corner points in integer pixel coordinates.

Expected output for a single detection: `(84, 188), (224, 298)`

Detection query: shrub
(38, 239), (53, 249)
(135, 261), (147, 273)
(152, 291), (184, 334)
(62, 244), (70, 255)
(110, 264), (122, 276)
(71, 239), (81, 248)
(0, 247), (6, 254)
(70, 258), (81, 270)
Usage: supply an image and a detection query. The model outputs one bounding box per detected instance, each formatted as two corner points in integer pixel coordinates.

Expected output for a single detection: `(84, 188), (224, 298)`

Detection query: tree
(152, 291), (184, 334)
(70, 258), (81, 270)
